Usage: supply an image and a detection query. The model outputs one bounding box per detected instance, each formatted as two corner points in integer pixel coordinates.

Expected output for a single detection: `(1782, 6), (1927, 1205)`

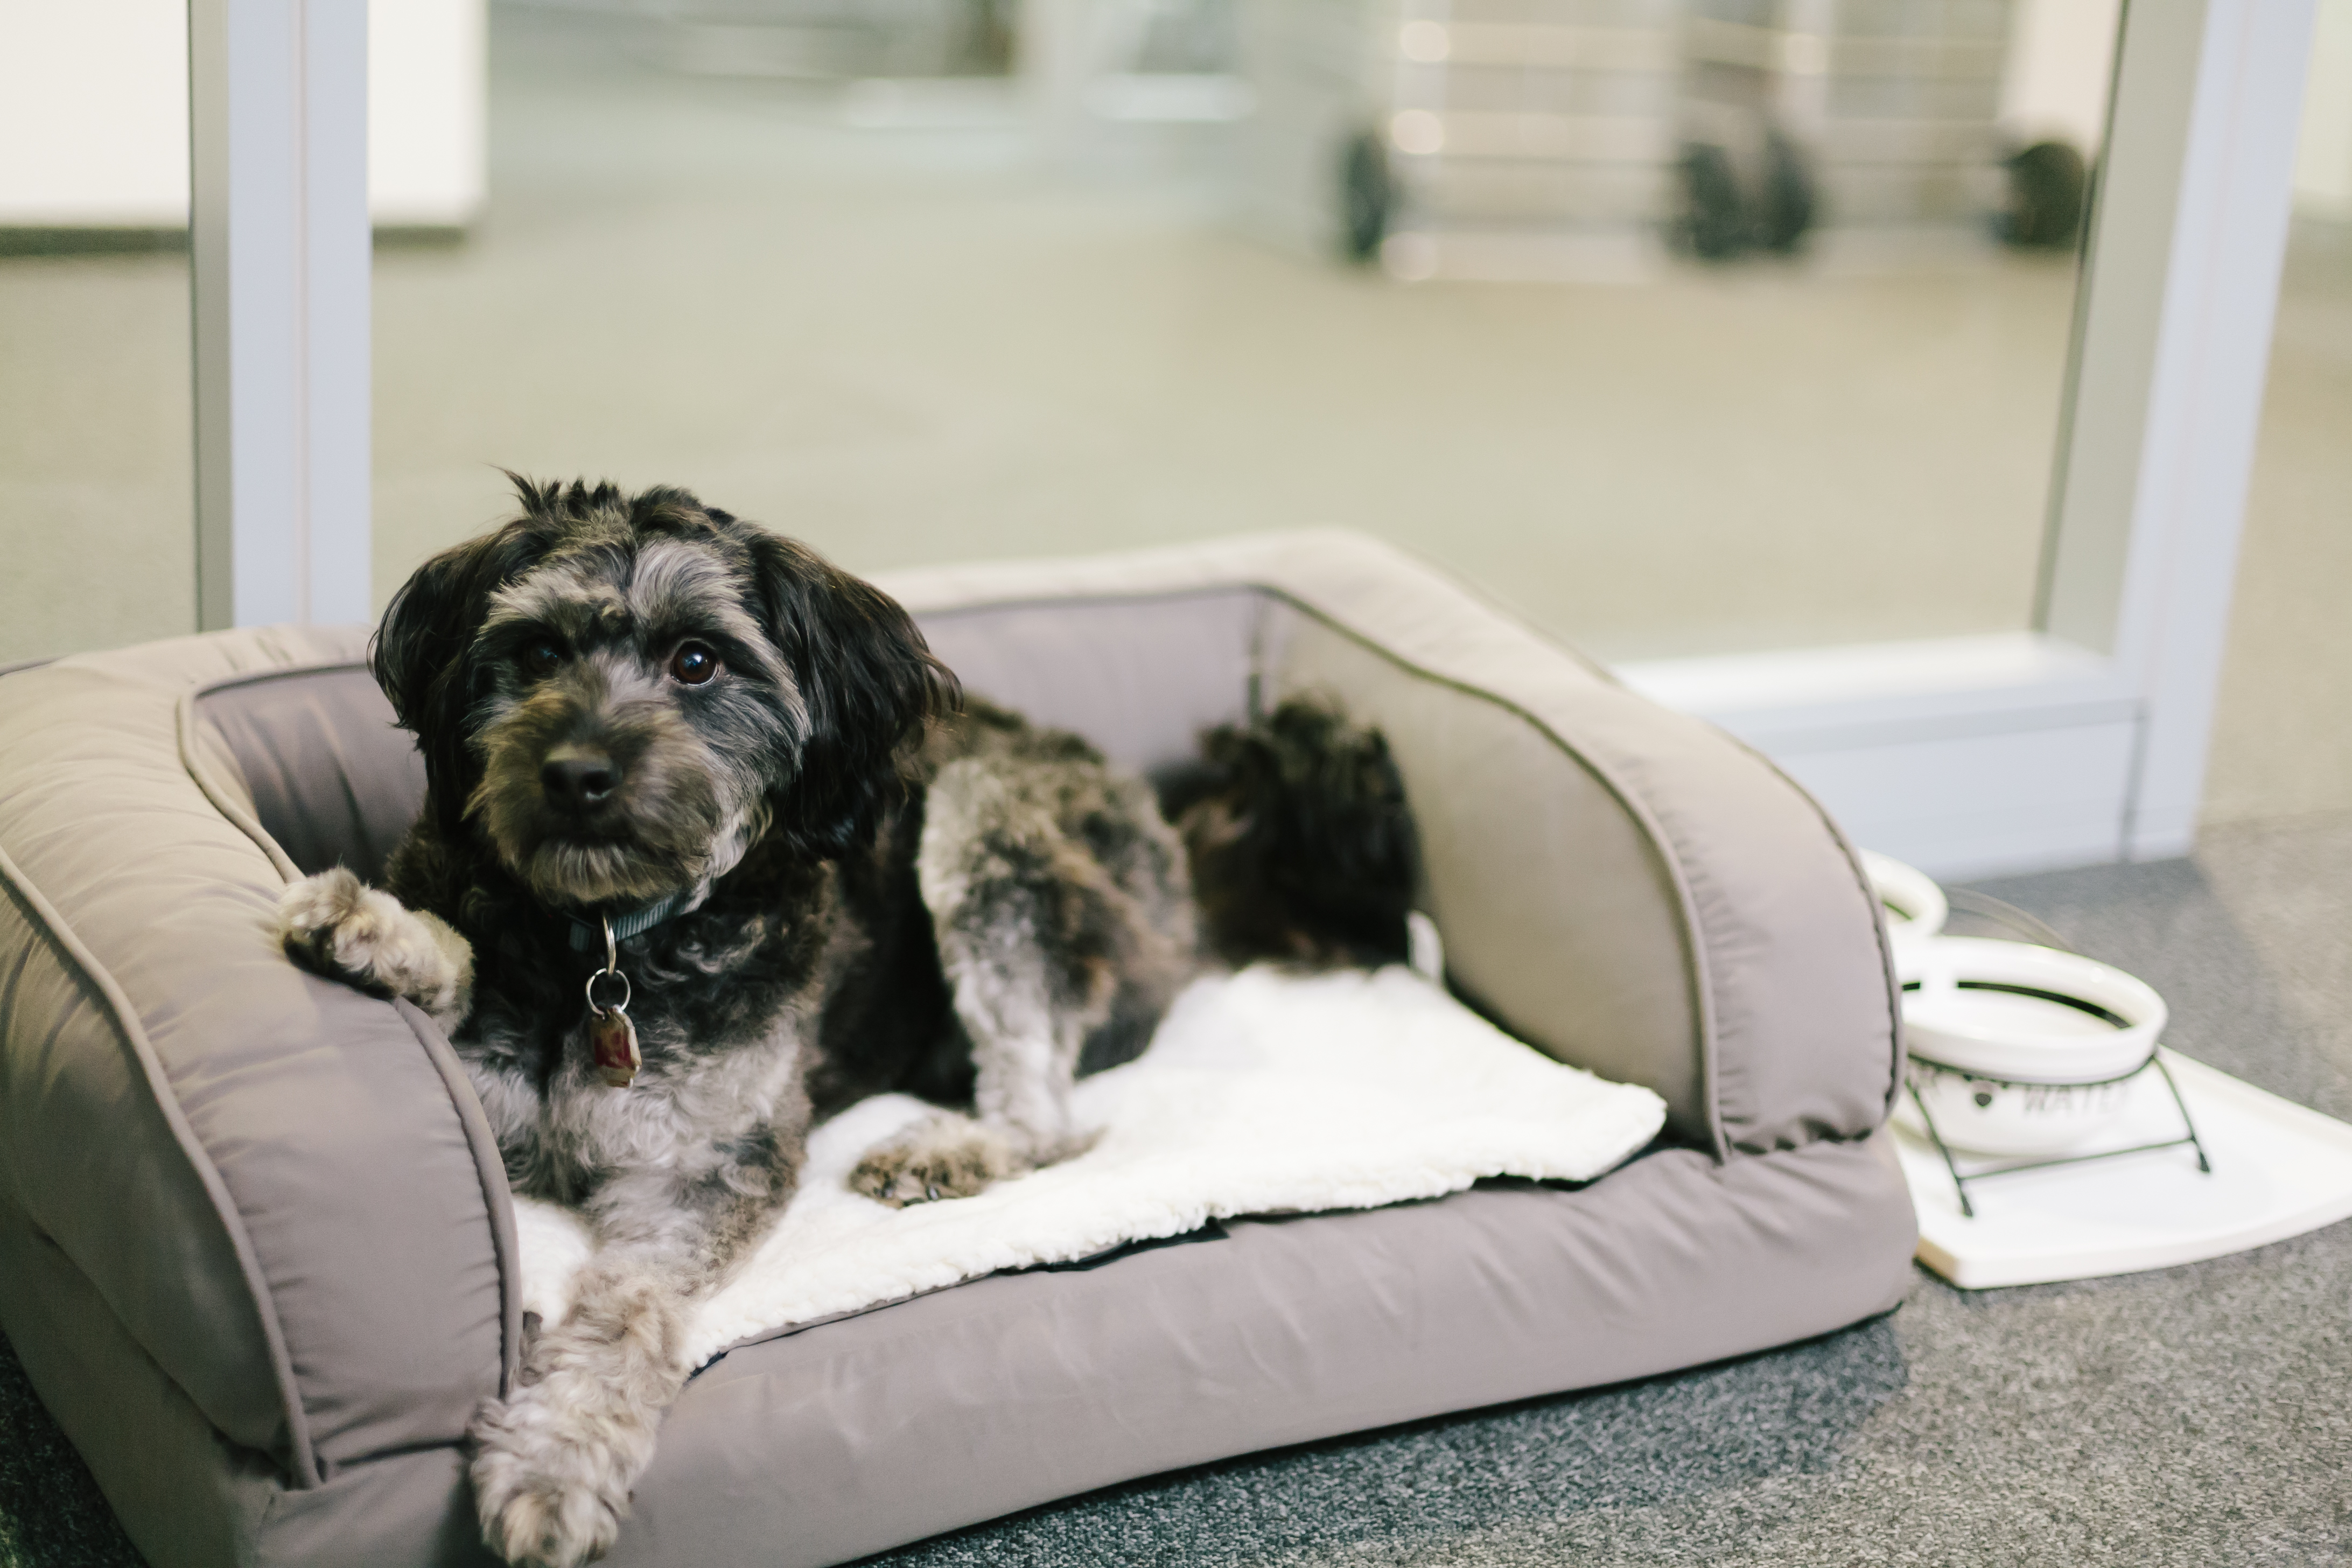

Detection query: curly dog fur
(277, 477), (1418, 1567)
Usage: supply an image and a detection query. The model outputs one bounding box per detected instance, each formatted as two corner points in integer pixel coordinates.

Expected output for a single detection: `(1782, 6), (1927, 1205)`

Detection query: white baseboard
(1616, 635), (2154, 884)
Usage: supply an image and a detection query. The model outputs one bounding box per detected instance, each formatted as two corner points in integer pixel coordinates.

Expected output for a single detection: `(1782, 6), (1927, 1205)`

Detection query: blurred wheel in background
(2001, 139), (2090, 249)
(1340, 130), (1391, 265)
(1681, 140), (1749, 261)
(1678, 125), (1815, 262)
(1755, 128), (1815, 255)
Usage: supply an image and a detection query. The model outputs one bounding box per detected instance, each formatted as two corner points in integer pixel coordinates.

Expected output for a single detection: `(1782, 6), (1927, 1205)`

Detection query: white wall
(0, 0), (191, 225)
(0, 0), (484, 228)
(367, 0), (488, 227)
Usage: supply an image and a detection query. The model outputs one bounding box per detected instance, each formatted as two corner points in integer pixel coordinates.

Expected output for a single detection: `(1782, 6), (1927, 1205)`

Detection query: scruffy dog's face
(374, 479), (953, 909)
(465, 540), (799, 905)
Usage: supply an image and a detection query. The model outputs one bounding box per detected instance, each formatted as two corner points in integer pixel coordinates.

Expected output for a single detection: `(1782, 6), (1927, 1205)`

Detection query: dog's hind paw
(468, 1392), (634, 1568)
(277, 867), (473, 1026)
(849, 1116), (1033, 1207)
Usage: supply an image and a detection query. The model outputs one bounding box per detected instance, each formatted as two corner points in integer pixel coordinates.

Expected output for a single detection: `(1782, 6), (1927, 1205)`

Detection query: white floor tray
(1893, 1049), (2352, 1289)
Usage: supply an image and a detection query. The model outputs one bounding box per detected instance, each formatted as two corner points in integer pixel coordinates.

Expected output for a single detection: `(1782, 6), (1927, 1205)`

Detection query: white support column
(190, 0), (372, 630)
(2102, 0), (2316, 858)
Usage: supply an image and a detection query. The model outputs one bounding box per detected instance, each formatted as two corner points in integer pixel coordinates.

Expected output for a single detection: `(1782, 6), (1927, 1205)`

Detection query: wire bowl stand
(1904, 1049), (2213, 1219)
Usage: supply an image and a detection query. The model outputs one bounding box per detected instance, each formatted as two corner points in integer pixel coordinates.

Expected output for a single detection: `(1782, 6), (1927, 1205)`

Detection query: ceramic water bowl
(1898, 936), (2169, 1157)
(1861, 850), (1948, 951)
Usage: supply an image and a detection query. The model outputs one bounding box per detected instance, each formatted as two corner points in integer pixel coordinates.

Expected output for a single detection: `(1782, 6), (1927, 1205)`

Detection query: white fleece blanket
(513, 964), (1668, 1368)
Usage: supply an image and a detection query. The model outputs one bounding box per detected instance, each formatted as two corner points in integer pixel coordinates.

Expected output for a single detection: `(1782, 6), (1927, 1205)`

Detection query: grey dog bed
(0, 530), (1915, 1568)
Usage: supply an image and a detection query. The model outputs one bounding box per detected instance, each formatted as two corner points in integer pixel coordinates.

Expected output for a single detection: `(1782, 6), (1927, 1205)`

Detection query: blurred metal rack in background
(1768, 0), (2012, 227)
(1236, 0), (2031, 281)
(1238, 0), (1688, 280)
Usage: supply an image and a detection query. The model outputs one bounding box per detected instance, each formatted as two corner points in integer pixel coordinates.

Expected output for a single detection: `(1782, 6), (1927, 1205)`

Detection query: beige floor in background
(0, 8), (2343, 817)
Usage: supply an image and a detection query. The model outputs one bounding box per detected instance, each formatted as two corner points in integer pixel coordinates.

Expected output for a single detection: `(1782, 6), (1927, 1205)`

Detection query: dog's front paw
(277, 868), (471, 1020)
(849, 1116), (1030, 1207)
(468, 1390), (634, 1568)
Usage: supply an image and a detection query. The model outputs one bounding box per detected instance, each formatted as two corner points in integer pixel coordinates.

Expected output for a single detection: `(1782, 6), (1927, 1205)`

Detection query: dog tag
(591, 1005), (641, 1089)
(585, 914), (641, 1089)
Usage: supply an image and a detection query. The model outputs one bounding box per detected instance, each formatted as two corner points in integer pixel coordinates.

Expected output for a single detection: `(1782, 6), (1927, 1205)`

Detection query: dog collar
(565, 892), (690, 954)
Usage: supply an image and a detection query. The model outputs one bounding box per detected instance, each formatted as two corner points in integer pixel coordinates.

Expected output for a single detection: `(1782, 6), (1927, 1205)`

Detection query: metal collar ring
(586, 968), (631, 1017)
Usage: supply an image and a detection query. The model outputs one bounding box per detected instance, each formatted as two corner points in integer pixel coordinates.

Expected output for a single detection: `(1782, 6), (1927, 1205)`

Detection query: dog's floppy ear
(743, 530), (960, 856)
(370, 508), (551, 835)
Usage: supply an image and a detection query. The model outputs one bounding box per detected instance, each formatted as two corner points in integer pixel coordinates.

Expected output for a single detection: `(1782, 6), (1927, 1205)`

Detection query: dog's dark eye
(521, 640), (564, 678)
(669, 642), (720, 686)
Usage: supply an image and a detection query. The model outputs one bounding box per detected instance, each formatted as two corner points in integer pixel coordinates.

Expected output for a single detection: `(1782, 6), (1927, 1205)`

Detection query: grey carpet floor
(6, 813), (2351, 1567)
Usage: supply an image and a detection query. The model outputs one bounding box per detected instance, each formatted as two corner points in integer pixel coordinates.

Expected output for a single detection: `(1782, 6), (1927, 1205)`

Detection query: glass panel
(375, 0), (2123, 663)
(0, 4), (196, 666)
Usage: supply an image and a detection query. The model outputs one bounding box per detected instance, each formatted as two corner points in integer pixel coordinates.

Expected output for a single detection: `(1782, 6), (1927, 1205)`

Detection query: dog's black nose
(541, 750), (618, 810)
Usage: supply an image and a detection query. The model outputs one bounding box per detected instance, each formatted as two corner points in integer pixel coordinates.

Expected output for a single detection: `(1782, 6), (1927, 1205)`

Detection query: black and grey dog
(277, 479), (1417, 1568)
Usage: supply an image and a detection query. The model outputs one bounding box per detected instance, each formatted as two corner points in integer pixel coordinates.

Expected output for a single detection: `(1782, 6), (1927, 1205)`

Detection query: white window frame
(1616, 0), (2318, 880)
(189, 0), (372, 630)
(187, 0), (2314, 880)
